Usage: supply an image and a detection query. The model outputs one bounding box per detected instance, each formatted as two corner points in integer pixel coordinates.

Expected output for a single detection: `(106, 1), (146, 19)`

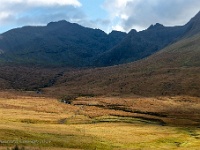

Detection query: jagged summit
(148, 23), (164, 30)
(129, 29), (137, 34)
(47, 20), (70, 25)
(109, 30), (127, 35)
(46, 20), (83, 30)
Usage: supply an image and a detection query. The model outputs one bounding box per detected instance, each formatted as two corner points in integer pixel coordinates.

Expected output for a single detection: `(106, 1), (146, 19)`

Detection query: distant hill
(0, 21), (126, 67)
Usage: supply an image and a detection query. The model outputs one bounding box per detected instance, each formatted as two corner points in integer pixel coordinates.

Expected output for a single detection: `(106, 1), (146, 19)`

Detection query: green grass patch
(0, 128), (113, 150)
(20, 119), (55, 124)
(92, 115), (164, 125)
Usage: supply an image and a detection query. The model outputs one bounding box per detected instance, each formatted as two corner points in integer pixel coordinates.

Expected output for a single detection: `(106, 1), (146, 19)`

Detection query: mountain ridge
(0, 11), (200, 68)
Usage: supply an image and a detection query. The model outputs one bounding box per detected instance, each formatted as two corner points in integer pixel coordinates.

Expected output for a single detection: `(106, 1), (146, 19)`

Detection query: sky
(0, 0), (200, 34)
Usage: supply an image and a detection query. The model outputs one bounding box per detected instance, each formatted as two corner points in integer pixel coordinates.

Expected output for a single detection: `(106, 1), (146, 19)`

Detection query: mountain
(0, 12), (200, 68)
(0, 21), (126, 67)
(0, 12), (199, 98)
(0, 12), (199, 68)
(94, 11), (200, 67)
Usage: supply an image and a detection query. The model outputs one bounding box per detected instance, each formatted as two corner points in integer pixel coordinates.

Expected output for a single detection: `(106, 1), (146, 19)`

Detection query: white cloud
(112, 24), (125, 32)
(0, 12), (10, 19)
(120, 14), (129, 20)
(27, 0), (82, 7)
(0, 0), (82, 20)
(103, 0), (200, 32)
(103, 0), (132, 19)
(0, 0), (81, 7)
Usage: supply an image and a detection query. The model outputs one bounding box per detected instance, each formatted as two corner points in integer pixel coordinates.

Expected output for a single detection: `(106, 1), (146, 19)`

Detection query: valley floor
(0, 91), (199, 150)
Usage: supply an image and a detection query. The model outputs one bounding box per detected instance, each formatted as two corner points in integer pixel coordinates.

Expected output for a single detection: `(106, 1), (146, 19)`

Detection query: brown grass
(0, 93), (200, 149)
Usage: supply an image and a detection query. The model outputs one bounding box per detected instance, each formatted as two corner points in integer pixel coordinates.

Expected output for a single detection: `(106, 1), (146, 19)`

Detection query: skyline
(0, 0), (200, 34)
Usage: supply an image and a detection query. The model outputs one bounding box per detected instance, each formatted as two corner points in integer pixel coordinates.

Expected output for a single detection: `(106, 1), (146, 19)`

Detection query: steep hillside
(135, 33), (200, 69)
(0, 21), (126, 67)
(183, 11), (200, 37)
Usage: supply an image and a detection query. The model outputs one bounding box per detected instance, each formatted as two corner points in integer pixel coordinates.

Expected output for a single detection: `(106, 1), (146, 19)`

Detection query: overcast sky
(0, 0), (200, 34)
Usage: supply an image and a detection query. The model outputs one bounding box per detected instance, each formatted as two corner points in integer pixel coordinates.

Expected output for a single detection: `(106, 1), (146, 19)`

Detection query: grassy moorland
(0, 91), (199, 150)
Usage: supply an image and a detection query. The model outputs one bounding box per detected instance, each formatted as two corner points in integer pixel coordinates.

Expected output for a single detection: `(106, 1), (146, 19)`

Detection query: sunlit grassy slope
(0, 93), (199, 150)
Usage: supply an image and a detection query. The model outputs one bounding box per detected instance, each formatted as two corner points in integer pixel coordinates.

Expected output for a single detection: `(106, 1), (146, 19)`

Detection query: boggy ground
(0, 91), (199, 150)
